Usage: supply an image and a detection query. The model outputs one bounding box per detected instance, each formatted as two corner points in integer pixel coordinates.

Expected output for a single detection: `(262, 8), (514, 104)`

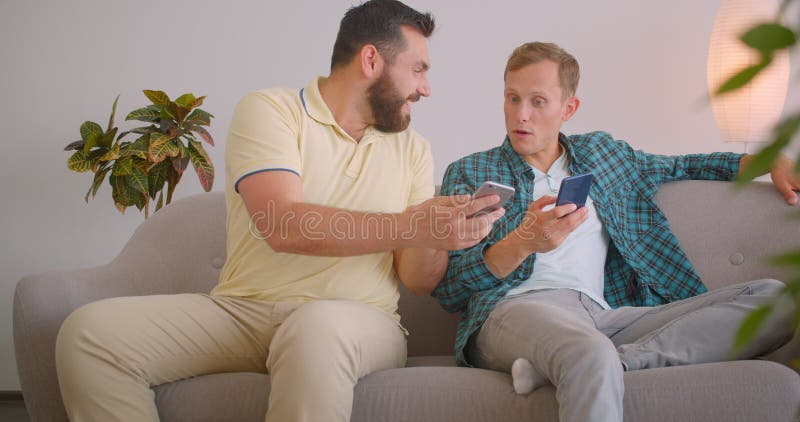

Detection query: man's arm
(631, 147), (743, 186)
(483, 196), (586, 278)
(393, 247), (448, 295)
(432, 162), (589, 312)
(739, 153), (800, 205)
(238, 170), (503, 284)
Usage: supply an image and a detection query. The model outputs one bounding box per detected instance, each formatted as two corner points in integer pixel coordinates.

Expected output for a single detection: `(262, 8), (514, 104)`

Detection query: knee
(558, 336), (620, 373)
(275, 301), (365, 351)
(56, 299), (122, 361)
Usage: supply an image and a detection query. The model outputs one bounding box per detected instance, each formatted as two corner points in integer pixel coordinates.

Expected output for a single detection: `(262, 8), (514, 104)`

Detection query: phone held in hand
(556, 173), (594, 209)
(469, 181), (515, 217)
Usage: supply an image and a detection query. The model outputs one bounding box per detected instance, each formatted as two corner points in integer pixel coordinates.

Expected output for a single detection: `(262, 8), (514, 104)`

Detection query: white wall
(1, 0), (798, 390)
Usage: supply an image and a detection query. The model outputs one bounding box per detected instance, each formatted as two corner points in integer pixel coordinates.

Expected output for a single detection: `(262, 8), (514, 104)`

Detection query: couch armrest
(13, 192), (227, 422)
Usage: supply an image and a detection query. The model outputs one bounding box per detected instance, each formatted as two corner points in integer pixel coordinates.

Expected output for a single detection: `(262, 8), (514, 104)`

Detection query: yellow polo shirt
(212, 78), (435, 320)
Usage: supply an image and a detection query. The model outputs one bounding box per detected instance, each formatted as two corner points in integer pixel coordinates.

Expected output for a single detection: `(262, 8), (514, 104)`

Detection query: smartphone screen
(556, 173), (593, 209)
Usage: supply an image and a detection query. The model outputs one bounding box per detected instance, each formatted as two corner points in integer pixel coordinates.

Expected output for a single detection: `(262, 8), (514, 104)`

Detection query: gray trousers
(470, 279), (793, 422)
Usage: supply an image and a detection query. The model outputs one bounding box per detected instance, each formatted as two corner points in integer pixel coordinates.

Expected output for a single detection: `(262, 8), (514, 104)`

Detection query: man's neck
(318, 74), (371, 142)
(524, 141), (563, 174)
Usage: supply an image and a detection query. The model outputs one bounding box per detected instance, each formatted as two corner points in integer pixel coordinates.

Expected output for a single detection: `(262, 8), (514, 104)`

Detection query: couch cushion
(153, 359), (800, 422)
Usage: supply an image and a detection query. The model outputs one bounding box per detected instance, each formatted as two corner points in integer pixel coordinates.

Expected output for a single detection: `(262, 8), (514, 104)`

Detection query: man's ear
(359, 44), (384, 79)
(562, 96), (580, 122)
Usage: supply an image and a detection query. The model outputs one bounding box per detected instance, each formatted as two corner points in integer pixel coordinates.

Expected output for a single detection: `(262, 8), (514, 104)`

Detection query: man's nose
(517, 105), (530, 122)
(418, 77), (431, 97)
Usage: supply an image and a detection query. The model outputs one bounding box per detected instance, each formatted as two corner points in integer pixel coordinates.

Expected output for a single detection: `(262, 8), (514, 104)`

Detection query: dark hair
(330, 0), (435, 70)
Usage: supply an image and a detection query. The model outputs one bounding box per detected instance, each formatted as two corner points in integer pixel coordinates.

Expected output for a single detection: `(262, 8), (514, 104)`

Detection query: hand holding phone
(469, 181), (515, 217)
(555, 173), (593, 210)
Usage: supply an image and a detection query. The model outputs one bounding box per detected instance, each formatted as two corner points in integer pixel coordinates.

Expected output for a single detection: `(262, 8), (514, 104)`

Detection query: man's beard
(368, 72), (418, 133)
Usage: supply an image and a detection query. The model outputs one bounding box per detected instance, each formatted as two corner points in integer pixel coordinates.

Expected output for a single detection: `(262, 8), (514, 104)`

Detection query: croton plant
(65, 90), (214, 218)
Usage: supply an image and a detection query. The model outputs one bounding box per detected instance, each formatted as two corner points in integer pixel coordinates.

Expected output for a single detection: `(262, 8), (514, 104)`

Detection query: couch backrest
(116, 180), (798, 356)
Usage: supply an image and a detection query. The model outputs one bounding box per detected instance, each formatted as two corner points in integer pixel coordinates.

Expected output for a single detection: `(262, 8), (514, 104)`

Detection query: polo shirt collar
(300, 77), (337, 126)
(300, 77), (388, 144)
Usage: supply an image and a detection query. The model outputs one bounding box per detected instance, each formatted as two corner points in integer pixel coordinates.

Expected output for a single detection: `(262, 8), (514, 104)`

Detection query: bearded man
(54, 1), (505, 421)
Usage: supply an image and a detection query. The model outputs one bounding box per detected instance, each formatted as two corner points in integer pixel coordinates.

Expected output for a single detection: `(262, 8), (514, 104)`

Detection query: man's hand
(483, 195), (588, 278)
(403, 194), (506, 251)
(513, 196), (589, 255)
(769, 154), (800, 206)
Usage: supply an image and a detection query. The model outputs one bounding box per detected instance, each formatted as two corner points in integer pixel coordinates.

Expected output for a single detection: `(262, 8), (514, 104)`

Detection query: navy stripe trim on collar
(299, 88), (308, 114)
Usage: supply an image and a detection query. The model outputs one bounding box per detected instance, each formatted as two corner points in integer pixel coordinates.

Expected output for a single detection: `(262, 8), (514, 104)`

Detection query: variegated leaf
(85, 167), (110, 202)
(80, 121), (103, 142)
(149, 139), (179, 163)
(98, 142), (121, 161)
(189, 96), (206, 110)
(126, 106), (160, 123)
(82, 131), (102, 154)
(155, 190), (164, 211)
(174, 93), (197, 108)
(107, 95), (120, 132)
(101, 127), (118, 149)
(189, 125), (214, 146)
(150, 132), (174, 147)
(188, 140), (214, 191)
(160, 106), (176, 121)
(64, 140), (85, 151)
(67, 150), (93, 172)
(171, 155), (190, 176)
(112, 156), (134, 176)
(185, 109), (213, 126)
(110, 175), (129, 213)
(175, 105), (190, 123)
(166, 140), (182, 158)
(166, 164), (182, 204)
(127, 167), (149, 195)
(148, 161), (169, 198)
(121, 135), (150, 159)
(143, 89), (170, 106)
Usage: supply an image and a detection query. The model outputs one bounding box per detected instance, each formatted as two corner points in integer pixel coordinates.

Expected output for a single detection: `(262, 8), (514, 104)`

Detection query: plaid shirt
(432, 131), (743, 367)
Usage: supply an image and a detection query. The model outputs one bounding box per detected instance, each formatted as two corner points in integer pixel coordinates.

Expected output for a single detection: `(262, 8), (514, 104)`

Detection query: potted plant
(64, 90), (215, 218)
(713, 3), (800, 367)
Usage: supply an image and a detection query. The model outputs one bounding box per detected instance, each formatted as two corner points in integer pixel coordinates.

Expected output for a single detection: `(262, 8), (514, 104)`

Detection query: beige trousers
(55, 294), (407, 422)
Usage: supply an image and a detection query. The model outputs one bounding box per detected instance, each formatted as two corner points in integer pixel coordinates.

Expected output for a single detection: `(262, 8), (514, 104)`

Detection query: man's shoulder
(566, 131), (618, 148)
(230, 87), (306, 128)
(566, 131), (634, 158)
(448, 143), (507, 170)
(241, 87), (301, 106)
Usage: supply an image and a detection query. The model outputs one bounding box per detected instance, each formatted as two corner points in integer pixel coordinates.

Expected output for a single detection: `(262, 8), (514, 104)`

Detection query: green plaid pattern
(432, 131), (743, 367)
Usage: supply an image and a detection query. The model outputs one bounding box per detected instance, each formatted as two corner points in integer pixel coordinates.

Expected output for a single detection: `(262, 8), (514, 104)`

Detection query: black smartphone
(556, 173), (593, 209)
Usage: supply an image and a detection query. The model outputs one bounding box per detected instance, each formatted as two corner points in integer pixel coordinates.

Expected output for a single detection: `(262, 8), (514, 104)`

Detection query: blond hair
(504, 42), (580, 99)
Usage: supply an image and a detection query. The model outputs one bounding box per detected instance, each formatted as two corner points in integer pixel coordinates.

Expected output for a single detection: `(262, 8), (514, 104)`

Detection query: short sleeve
(225, 90), (303, 193)
(407, 134), (435, 207)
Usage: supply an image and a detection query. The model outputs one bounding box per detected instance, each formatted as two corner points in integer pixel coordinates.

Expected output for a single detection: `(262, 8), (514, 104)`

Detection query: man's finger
(543, 203), (578, 220)
(466, 207), (505, 235)
(462, 194), (501, 215)
(557, 206), (589, 231)
(531, 196), (557, 211)
(432, 194), (472, 208)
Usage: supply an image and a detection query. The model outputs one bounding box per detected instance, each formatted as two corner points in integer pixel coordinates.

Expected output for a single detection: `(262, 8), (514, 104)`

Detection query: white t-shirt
(506, 148), (611, 309)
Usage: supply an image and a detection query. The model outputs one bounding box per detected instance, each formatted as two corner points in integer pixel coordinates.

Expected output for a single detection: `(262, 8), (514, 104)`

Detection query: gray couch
(14, 180), (800, 421)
